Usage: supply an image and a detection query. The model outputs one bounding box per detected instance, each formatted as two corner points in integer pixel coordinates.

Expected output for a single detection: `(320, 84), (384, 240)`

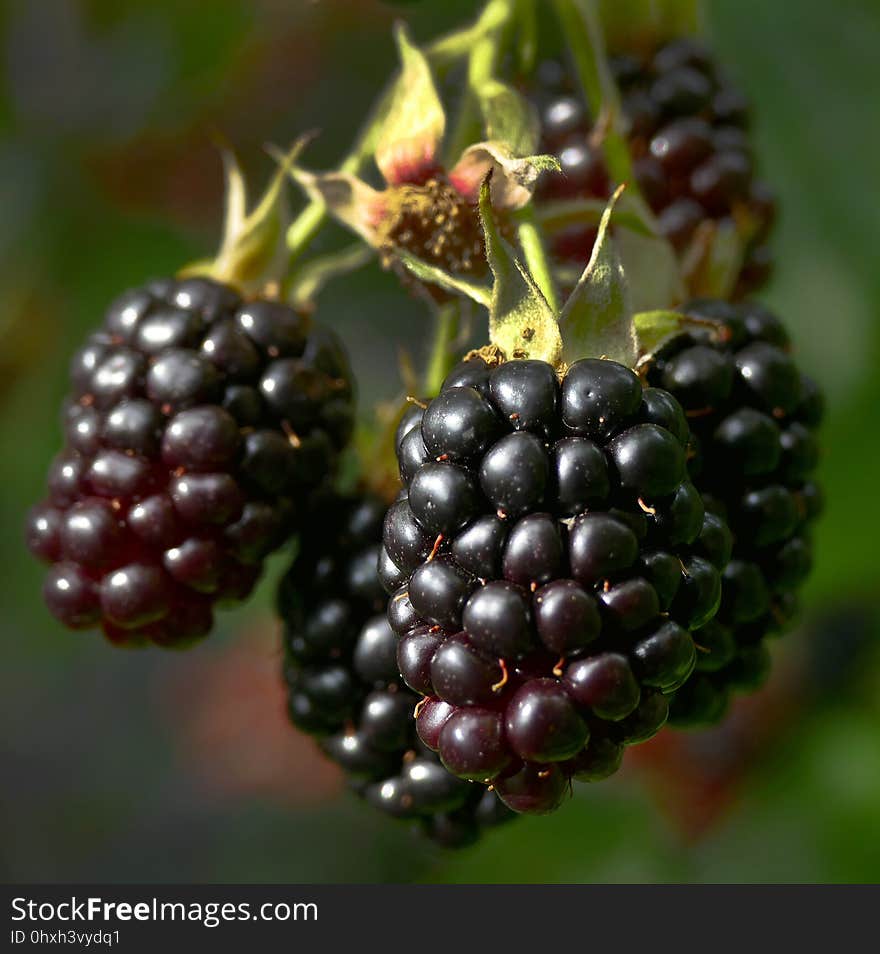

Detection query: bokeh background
(2, 0), (879, 883)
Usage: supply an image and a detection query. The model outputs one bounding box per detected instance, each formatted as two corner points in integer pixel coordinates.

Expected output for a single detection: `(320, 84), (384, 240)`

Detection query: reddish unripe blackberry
(534, 38), (775, 297)
(385, 356), (728, 814)
(645, 299), (823, 725)
(280, 492), (514, 847)
(26, 277), (354, 647)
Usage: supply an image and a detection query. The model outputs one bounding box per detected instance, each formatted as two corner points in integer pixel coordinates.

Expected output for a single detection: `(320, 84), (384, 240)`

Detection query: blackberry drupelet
(534, 38), (775, 297)
(26, 277), (354, 647)
(384, 356), (726, 815)
(645, 299), (823, 725)
(279, 491), (515, 847)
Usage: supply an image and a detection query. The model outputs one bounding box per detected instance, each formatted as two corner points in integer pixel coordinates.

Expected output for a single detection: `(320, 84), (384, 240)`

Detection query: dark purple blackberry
(279, 491), (515, 847)
(384, 355), (728, 815)
(645, 299), (823, 725)
(533, 37), (775, 298)
(26, 277), (354, 647)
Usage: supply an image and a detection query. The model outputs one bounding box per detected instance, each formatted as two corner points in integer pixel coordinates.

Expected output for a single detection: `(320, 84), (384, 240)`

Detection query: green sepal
(632, 309), (688, 358)
(480, 179), (562, 364)
(395, 249), (492, 307)
(473, 77), (540, 158)
(616, 226), (686, 311)
(374, 23), (446, 185)
(682, 219), (745, 300)
(180, 139), (306, 292)
(288, 167), (383, 247)
(451, 143), (559, 209)
(538, 196), (656, 237)
(466, 24), (540, 158)
(288, 244), (373, 310)
(558, 186), (637, 368)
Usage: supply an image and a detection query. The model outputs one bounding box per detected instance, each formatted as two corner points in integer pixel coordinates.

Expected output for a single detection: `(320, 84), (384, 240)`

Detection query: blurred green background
(2, 0), (879, 883)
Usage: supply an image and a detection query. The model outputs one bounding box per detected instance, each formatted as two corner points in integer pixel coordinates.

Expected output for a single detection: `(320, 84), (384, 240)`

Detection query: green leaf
(558, 186), (637, 367)
(632, 309), (687, 358)
(374, 23), (446, 185)
(395, 249), (492, 307)
(479, 179), (562, 364)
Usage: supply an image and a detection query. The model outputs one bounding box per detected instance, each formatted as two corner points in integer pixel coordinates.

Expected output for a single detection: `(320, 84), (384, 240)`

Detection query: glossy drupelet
(26, 277), (354, 646)
(383, 356), (726, 815)
(645, 299), (823, 725)
(279, 491), (515, 847)
(534, 38), (775, 297)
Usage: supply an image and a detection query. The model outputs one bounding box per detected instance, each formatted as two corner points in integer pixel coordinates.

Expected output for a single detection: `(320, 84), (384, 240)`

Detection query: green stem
(427, 0), (512, 69)
(424, 301), (462, 396)
(445, 24), (503, 164)
(550, 0), (642, 197)
(598, 0), (703, 52)
(513, 206), (560, 313)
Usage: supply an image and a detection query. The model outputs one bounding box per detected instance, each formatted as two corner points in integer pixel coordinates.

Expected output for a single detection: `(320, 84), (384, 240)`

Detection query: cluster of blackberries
(646, 299), (823, 724)
(280, 491), (514, 846)
(534, 37), (775, 297)
(381, 356), (731, 814)
(26, 277), (354, 647)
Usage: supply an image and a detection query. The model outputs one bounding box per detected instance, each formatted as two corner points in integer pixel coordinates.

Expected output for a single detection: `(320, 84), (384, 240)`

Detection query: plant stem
(550, 0), (637, 187)
(513, 206), (560, 313)
(597, 0), (703, 52)
(424, 301), (462, 396)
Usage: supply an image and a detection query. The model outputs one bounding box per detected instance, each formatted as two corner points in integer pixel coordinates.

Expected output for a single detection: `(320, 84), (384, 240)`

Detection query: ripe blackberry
(534, 38), (774, 297)
(279, 491), (515, 847)
(645, 299), (823, 725)
(26, 277), (355, 647)
(384, 356), (726, 815)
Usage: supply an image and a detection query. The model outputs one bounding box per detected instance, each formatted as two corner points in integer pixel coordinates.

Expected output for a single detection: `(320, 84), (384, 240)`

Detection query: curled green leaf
(451, 142), (559, 209)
